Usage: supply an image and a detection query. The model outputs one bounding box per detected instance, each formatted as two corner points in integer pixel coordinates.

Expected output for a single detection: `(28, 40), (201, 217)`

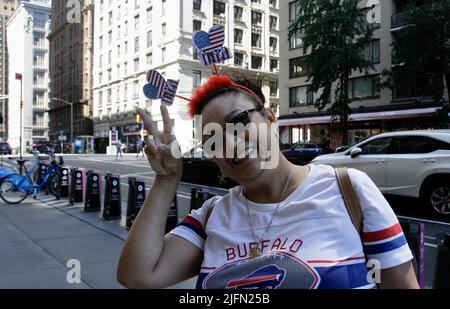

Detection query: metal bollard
(126, 177), (146, 229)
(103, 173), (121, 220)
(84, 170), (101, 212)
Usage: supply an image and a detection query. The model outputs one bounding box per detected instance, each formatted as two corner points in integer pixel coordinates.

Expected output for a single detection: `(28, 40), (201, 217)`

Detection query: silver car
(311, 130), (450, 215)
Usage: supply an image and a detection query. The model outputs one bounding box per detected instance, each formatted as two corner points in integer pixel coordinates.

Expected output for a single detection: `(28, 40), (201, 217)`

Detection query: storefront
(121, 123), (143, 153)
(279, 106), (441, 150)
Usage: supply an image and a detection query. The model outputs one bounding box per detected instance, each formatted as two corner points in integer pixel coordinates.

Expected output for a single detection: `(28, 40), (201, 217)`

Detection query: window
(269, 16), (278, 30)
(147, 53), (153, 65)
(289, 1), (300, 22)
(270, 37), (278, 52)
(162, 0), (167, 15)
(360, 138), (392, 155)
(193, 71), (202, 88)
(251, 11), (262, 25)
(161, 47), (166, 62)
(162, 23), (166, 36)
(289, 30), (303, 50)
(213, 1), (226, 16)
(348, 75), (380, 99)
(289, 86), (319, 107)
(147, 30), (152, 47)
(270, 0), (277, 8)
(133, 80), (140, 98)
(193, 0), (202, 11)
(251, 55), (262, 70)
(134, 37), (140, 53)
(134, 58), (139, 72)
(193, 20), (202, 32)
(360, 39), (380, 64)
(134, 15), (140, 30)
(390, 137), (437, 154)
(251, 33), (261, 48)
(234, 29), (243, 44)
(270, 59), (278, 72)
(270, 81), (278, 97)
(234, 52), (244, 66)
(289, 57), (308, 78)
(147, 7), (153, 23)
(234, 6), (243, 21)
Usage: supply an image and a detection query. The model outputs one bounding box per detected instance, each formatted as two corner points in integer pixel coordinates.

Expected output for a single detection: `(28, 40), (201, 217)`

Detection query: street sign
(15, 73), (22, 80)
(58, 135), (67, 141)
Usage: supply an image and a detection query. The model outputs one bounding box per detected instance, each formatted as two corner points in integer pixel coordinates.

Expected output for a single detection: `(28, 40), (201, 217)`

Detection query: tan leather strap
(335, 167), (363, 237)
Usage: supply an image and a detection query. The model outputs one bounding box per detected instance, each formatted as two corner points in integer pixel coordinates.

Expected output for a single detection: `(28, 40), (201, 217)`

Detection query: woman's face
(201, 92), (279, 183)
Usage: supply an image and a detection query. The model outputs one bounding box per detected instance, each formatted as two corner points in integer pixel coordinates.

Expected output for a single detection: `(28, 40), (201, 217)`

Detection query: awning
(278, 107), (440, 127)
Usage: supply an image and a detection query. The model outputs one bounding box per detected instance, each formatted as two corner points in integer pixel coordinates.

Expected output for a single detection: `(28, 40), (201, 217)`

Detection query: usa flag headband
(143, 25), (263, 116)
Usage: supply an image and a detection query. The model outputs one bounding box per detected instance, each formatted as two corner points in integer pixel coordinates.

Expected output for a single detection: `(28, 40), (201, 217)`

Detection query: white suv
(311, 130), (450, 215)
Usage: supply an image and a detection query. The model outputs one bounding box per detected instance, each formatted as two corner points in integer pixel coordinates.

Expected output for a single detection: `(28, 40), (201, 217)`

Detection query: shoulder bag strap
(335, 167), (363, 237)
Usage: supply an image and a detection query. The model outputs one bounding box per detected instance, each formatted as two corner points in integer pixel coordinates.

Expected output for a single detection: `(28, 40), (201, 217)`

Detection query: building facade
(7, 0), (51, 154)
(48, 0), (94, 151)
(279, 0), (449, 149)
(93, 0), (279, 153)
(0, 0), (18, 141)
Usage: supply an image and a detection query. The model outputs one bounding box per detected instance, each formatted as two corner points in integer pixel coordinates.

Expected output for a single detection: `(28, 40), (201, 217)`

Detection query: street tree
(289, 0), (375, 144)
(382, 0), (450, 128)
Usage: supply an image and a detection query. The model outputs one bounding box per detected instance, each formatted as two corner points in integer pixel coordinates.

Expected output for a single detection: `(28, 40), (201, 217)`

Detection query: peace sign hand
(137, 105), (183, 180)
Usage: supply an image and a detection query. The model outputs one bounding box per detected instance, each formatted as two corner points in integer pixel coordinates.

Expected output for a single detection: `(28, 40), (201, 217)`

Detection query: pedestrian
(121, 142), (127, 155)
(115, 140), (123, 160)
(136, 138), (145, 158)
(117, 76), (419, 289)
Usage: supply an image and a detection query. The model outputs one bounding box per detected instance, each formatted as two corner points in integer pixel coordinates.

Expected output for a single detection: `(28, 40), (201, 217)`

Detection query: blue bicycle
(0, 155), (63, 204)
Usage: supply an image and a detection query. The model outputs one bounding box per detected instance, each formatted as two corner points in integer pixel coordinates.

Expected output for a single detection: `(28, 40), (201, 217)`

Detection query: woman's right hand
(137, 105), (183, 180)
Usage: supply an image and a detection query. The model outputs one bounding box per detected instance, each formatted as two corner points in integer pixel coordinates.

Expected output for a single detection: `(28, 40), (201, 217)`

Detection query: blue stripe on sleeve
(363, 234), (407, 255)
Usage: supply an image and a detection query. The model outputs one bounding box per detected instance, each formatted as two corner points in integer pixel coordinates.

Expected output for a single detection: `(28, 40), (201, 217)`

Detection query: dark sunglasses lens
(232, 112), (251, 126)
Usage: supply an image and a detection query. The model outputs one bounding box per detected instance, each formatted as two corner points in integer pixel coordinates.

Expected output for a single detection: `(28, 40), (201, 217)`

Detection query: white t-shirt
(170, 164), (413, 289)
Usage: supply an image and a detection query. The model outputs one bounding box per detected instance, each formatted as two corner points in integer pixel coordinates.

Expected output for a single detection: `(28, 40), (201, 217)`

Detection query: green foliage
(288, 0), (375, 141)
(382, 0), (450, 103)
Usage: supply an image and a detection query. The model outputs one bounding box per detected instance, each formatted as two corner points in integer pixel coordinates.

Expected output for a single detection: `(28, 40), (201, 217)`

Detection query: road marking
(120, 172), (155, 179)
(80, 158), (151, 169)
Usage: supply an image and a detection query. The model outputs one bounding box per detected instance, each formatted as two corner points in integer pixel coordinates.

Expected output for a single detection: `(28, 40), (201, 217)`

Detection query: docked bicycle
(0, 154), (63, 204)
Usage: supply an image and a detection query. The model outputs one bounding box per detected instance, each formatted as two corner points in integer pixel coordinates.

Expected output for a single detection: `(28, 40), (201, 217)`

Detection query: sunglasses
(201, 105), (265, 153)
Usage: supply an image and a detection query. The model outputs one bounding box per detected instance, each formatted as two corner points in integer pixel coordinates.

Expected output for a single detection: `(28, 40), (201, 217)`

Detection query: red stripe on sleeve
(363, 223), (403, 243)
(183, 215), (204, 231)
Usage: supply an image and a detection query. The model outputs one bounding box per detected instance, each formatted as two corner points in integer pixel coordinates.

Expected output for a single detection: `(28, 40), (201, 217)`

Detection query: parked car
(335, 145), (353, 153)
(0, 142), (11, 155)
(311, 130), (450, 215)
(181, 147), (238, 189)
(282, 142), (333, 165)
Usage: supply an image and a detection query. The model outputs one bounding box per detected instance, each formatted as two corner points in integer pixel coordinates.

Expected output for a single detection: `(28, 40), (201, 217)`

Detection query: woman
(117, 76), (419, 289)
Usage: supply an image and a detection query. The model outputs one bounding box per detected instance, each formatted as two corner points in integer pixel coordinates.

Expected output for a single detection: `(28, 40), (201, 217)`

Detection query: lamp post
(0, 94), (8, 168)
(52, 98), (73, 153)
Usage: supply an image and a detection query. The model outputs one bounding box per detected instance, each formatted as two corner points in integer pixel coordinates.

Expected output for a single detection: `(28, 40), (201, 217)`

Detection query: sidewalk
(0, 197), (196, 289)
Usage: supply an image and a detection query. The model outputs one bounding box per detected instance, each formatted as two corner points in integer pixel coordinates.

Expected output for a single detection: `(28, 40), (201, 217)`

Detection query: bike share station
(31, 159), (450, 288)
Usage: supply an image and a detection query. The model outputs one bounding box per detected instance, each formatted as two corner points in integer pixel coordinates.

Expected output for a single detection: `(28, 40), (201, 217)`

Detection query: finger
(145, 141), (160, 159)
(137, 108), (161, 142)
(160, 104), (173, 135)
(144, 146), (158, 161)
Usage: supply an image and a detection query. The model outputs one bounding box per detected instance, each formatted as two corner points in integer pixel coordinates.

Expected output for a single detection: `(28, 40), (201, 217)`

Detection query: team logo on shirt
(225, 265), (286, 289)
(202, 251), (320, 289)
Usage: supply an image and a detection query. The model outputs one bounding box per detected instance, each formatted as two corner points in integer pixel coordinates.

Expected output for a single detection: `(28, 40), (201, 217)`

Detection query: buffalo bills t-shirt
(170, 164), (413, 289)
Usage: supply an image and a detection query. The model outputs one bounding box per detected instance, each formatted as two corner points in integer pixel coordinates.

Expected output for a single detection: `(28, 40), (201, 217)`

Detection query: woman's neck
(241, 158), (309, 204)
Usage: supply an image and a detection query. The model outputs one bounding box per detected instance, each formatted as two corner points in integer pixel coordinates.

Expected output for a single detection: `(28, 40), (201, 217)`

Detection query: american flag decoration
(143, 70), (179, 106)
(193, 25), (232, 66)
